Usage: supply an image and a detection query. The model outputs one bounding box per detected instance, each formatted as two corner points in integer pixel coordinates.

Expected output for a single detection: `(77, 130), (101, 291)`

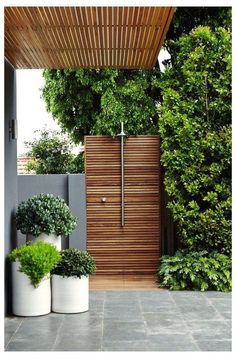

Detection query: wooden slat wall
(86, 135), (161, 275)
(4, 7), (175, 69)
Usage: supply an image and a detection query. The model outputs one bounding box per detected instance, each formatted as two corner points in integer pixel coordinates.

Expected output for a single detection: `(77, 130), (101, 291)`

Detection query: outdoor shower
(117, 122), (127, 227)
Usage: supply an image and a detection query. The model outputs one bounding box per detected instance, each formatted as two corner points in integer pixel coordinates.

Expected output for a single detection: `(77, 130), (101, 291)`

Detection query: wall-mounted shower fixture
(117, 122), (127, 227)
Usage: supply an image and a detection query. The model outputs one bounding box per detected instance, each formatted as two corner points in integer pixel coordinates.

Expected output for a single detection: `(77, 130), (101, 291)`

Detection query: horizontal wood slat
(5, 7), (175, 69)
(86, 135), (161, 275)
(89, 275), (160, 290)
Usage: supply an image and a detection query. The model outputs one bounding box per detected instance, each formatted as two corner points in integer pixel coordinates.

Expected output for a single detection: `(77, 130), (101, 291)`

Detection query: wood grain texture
(90, 274), (161, 290)
(5, 7), (175, 69)
(86, 135), (161, 275)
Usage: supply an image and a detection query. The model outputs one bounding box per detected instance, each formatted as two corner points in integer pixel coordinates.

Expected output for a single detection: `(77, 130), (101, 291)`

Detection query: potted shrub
(51, 248), (96, 313)
(8, 241), (61, 316)
(16, 193), (77, 250)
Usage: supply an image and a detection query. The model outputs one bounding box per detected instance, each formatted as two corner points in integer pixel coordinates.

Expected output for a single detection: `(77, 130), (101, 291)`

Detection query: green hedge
(159, 250), (231, 292)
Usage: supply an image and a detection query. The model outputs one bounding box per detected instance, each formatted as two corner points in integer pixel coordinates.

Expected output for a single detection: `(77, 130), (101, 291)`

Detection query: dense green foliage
(159, 251), (231, 292)
(159, 26), (231, 255)
(165, 7), (231, 60)
(52, 248), (96, 278)
(8, 241), (61, 287)
(16, 193), (77, 237)
(25, 128), (84, 174)
(42, 68), (160, 142)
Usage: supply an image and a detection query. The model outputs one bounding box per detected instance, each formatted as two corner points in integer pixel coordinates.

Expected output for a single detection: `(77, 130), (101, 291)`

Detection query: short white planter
(27, 233), (61, 250)
(12, 261), (51, 316)
(52, 275), (89, 313)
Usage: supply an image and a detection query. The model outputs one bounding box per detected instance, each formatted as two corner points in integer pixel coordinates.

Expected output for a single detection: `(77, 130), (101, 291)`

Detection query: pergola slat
(5, 6), (175, 69)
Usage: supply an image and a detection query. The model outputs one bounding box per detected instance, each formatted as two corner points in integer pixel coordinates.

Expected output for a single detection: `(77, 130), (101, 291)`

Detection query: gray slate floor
(5, 290), (232, 351)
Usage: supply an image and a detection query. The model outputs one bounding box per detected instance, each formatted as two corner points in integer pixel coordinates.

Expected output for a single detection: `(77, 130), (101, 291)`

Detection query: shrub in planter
(51, 248), (96, 313)
(8, 241), (61, 316)
(159, 250), (231, 292)
(16, 193), (77, 250)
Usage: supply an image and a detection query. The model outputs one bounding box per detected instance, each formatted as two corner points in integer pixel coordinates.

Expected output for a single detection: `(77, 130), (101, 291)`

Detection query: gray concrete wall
(68, 174), (87, 251)
(17, 174), (87, 250)
(4, 59), (17, 314)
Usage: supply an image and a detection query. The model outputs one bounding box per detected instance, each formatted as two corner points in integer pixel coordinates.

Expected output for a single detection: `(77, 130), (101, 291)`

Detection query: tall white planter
(27, 233), (61, 250)
(12, 261), (51, 316)
(52, 275), (89, 313)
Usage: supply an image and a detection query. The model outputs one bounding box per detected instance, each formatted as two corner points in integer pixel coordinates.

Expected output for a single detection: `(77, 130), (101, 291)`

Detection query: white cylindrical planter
(52, 275), (89, 313)
(12, 261), (51, 316)
(27, 233), (61, 250)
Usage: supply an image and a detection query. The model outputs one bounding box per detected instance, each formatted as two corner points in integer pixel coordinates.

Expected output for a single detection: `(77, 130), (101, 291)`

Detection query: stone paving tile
(5, 314), (63, 351)
(104, 299), (140, 307)
(146, 333), (199, 351)
(6, 338), (54, 351)
(88, 300), (104, 313)
(140, 301), (179, 313)
(196, 340), (232, 351)
(89, 291), (106, 299)
(207, 299), (232, 312)
(186, 320), (231, 341)
(12, 314), (64, 335)
(102, 340), (149, 351)
(104, 308), (143, 322)
(143, 312), (187, 334)
(104, 299), (139, 307)
(105, 291), (139, 299)
(103, 321), (146, 342)
(202, 291), (231, 298)
(5, 290), (232, 352)
(138, 291), (171, 299)
(170, 291), (205, 297)
(62, 312), (103, 333)
(4, 317), (23, 347)
(170, 293), (208, 305)
(178, 303), (222, 321)
(53, 333), (102, 351)
(220, 312), (232, 320)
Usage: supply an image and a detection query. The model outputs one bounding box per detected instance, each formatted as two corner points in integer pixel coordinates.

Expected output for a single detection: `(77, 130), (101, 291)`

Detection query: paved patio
(5, 290), (231, 351)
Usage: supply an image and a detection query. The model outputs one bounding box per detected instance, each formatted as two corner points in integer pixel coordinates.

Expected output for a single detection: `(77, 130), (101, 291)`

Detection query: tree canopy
(42, 68), (160, 143)
(164, 7), (231, 59)
(25, 128), (84, 174)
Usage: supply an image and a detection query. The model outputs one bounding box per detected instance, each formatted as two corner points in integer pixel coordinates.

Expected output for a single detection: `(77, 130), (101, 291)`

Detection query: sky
(16, 49), (170, 155)
(16, 70), (61, 155)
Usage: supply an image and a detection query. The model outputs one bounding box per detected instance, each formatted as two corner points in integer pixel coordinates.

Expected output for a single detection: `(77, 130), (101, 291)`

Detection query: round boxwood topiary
(8, 241), (61, 287)
(52, 248), (96, 278)
(16, 193), (77, 237)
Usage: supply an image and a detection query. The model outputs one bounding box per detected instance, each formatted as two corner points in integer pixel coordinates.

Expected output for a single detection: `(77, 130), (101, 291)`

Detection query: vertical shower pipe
(117, 122), (126, 227)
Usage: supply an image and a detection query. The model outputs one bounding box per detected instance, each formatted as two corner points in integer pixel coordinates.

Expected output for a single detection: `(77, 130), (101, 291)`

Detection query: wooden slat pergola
(4, 6), (175, 69)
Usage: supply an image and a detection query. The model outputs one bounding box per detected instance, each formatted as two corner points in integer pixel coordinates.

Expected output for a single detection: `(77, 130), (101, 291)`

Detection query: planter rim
(27, 233), (62, 238)
(52, 273), (89, 279)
